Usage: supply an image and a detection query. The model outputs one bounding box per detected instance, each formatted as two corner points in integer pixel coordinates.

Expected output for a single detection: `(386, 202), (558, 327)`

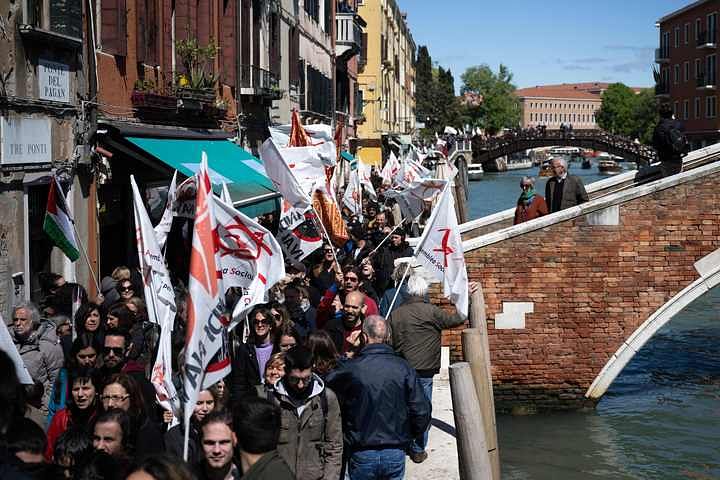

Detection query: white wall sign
(39, 59), (70, 103)
(1, 116), (52, 165)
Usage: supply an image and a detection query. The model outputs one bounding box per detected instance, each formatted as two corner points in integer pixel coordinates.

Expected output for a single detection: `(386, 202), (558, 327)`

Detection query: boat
(506, 157), (533, 170)
(598, 159), (622, 174)
(467, 163), (484, 181)
(539, 160), (553, 177)
(581, 158), (592, 169)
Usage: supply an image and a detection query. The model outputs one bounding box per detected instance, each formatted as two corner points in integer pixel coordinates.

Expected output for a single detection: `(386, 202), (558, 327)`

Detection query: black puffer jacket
(326, 343), (430, 452)
(374, 242), (413, 292)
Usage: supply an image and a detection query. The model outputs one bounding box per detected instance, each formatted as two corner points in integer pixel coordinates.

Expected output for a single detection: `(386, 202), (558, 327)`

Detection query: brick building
(516, 83), (606, 130)
(656, 0), (720, 149)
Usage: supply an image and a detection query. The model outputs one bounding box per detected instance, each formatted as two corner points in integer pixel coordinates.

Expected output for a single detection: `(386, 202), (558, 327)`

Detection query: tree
(596, 83), (658, 144)
(435, 67), (461, 130)
(460, 64), (520, 135)
(415, 46), (434, 122)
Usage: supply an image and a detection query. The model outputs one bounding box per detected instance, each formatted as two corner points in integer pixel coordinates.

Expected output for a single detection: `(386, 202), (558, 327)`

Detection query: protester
(373, 227), (413, 292)
(327, 315), (431, 478)
(232, 397), (295, 479)
(11, 302), (64, 422)
(4, 417), (53, 479)
(305, 331), (340, 379)
(127, 454), (195, 480)
(283, 284), (316, 337)
(268, 346), (342, 480)
(92, 409), (132, 475)
(545, 157), (589, 213)
(53, 428), (94, 479)
(165, 388), (216, 463)
(513, 176), (549, 225)
(652, 102), (689, 177)
(273, 324), (302, 352)
(388, 275), (479, 463)
(194, 411), (241, 480)
(74, 302), (106, 341)
(324, 291), (367, 356)
(38, 272), (88, 318)
(378, 261), (412, 317)
(231, 306), (277, 402)
(105, 303), (134, 331)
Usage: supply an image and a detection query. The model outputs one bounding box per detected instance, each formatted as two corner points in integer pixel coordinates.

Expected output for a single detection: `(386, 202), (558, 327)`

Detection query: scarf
(519, 188), (536, 207)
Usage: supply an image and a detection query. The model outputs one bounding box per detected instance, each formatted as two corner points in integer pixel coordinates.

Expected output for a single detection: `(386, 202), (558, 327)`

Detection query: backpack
(668, 127), (689, 156)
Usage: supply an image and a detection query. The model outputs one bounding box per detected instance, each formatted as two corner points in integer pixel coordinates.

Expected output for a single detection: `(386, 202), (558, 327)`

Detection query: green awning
(126, 136), (279, 217)
(340, 150), (354, 162)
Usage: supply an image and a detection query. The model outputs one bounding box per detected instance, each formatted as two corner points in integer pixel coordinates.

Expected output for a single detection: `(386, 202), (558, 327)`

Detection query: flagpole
(71, 222), (101, 293)
(311, 205), (342, 271)
(365, 219), (406, 259)
(386, 263), (412, 316)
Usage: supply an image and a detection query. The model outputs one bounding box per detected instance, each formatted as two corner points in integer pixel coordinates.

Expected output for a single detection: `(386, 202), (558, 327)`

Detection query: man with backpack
(652, 103), (690, 177)
(267, 346), (343, 480)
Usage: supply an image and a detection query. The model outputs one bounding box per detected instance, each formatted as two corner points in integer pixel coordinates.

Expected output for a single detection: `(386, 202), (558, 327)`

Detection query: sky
(401, 0), (691, 92)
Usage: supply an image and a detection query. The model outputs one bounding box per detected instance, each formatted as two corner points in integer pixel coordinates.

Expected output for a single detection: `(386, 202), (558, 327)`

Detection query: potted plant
(131, 79), (177, 108)
(175, 38), (219, 104)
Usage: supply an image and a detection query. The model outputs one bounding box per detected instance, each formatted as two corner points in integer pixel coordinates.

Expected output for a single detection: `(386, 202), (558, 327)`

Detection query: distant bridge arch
(472, 129), (658, 166)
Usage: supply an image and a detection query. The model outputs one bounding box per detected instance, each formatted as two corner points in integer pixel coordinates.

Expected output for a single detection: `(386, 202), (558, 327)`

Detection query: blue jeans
(410, 376), (433, 454)
(348, 449), (406, 480)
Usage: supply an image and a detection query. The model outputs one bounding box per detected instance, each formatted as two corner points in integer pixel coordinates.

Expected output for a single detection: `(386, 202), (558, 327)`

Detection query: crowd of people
(2, 175), (476, 480)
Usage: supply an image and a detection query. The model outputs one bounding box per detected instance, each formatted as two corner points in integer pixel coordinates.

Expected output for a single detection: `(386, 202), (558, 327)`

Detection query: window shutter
(221, 0), (236, 86)
(102, 0), (128, 56)
(136, 0), (158, 65)
(50, 0), (83, 38)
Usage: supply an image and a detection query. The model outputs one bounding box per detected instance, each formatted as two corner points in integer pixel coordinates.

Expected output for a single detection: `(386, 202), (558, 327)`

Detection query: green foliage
(415, 46), (434, 121)
(596, 83), (658, 144)
(460, 64), (520, 135)
(175, 38), (219, 90)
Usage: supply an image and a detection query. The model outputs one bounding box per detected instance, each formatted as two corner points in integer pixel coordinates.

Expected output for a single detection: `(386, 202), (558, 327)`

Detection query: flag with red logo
(343, 169), (362, 217)
(413, 183), (469, 317)
(260, 139), (312, 211)
(381, 151), (401, 186)
(277, 200), (323, 264)
(384, 178), (447, 221)
(130, 175), (180, 416)
(182, 157), (228, 459)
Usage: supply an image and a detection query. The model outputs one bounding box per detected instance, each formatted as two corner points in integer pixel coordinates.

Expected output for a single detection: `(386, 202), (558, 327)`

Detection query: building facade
(656, 0), (720, 149)
(516, 83), (605, 130)
(0, 0), (94, 316)
(357, 0), (415, 165)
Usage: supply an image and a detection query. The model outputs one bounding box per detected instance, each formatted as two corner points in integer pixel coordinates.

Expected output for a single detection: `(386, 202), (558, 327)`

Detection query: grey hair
(392, 262), (411, 283)
(13, 302), (41, 326)
(406, 275), (429, 297)
(363, 315), (390, 343)
(520, 176), (535, 187)
(551, 157), (567, 168)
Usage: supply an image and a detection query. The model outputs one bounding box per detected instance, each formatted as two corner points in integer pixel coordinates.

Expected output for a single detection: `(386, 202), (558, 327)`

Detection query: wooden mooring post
(449, 362), (493, 480)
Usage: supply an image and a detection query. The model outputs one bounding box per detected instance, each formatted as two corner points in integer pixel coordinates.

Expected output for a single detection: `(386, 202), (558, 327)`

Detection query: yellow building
(356, 0), (416, 165)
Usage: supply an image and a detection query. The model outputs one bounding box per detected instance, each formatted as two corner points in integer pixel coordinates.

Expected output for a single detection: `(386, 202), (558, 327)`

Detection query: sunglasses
(287, 375), (312, 385)
(117, 286), (133, 292)
(103, 346), (124, 356)
(254, 319), (271, 326)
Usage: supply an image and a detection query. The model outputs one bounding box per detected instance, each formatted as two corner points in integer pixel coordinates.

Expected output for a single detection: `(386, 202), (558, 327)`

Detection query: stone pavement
(405, 374), (460, 479)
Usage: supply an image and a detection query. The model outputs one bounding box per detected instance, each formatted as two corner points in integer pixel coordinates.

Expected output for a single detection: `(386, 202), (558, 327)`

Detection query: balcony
(696, 73), (717, 90)
(336, 12), (364, 59)
(239, 65), (283, 100)
(655, 82), (670, 98)
(697, 30), (717, 48)
(655, 47), (670, 63)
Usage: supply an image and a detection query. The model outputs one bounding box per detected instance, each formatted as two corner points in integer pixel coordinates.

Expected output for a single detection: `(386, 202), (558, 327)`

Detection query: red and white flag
(130, 175), (180, 417)
(182, 157), (228, 459)
(358, 161), (377, 201)
(343, 169), (362, 217)
(260, 139), (312, 211)
(381, 151), (401, 186)
(277, 200), (323, 264)
(154, 171), (177, 251)
(413, 183), (469, 317)
(384, 178), (447, 220)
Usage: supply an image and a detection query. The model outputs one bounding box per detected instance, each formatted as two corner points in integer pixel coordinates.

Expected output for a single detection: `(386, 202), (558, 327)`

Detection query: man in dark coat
(373, 228), (413, 292)
(545, 157), (589, 213)
(652, 103), (687, 177)
(327, 315), (430, 479)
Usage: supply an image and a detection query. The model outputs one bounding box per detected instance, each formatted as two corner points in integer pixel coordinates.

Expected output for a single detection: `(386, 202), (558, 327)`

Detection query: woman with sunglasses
(47, 333), (102, 425)
(513, 176), (548, 225)
(100, 373), (165, 460)
(230, 305), (277, 404)
(45, 367), (101, 461)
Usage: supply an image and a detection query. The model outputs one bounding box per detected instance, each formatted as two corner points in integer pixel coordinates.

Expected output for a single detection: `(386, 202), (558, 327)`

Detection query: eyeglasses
(103, 346), (124, 356)
(117, 286), (133, 293)
(254, 319), (271, 327)
(287, 375), (312, 385)
(100, 394), (129, 403)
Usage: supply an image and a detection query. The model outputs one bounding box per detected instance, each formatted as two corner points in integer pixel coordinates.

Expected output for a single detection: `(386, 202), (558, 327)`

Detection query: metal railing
(696, 73), (716, 88)
(239, 65), (280, 92)
(655, 82), (670, 95)
(697, 30), (717, 47)
(655, 47), (670, 62)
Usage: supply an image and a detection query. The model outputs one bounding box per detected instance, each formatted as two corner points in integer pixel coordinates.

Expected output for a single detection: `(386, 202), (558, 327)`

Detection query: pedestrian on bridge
(652, 103), (689, 178)
(513, 176), (548, 225)
(545, 157), (588, 213)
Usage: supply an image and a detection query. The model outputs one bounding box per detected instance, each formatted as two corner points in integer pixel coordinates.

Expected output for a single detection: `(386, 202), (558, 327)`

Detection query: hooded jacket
(268, 375), (343, 480)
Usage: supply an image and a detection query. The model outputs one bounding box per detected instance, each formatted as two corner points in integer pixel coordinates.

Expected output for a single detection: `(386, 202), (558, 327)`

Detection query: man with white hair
(387, 275), (478, 464)
(545, 157), (588, 213)
(326, 315), (430, 479)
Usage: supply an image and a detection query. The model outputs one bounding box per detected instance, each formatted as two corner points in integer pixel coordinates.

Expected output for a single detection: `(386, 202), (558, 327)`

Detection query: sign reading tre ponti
(39, 59), (70, 103)
(1, 116), (52, 166)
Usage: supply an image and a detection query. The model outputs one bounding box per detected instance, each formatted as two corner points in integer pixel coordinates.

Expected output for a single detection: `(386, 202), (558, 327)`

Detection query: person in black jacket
(372, 228), (413, 293)
(326, 315), (430, 480)
(231, 306), (277, 405)
(652, 103), (687, 177)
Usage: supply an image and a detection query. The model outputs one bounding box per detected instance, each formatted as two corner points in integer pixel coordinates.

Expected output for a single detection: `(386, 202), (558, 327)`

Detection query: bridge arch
(585, 250), (720, 399)
(445, 144), (720, 411)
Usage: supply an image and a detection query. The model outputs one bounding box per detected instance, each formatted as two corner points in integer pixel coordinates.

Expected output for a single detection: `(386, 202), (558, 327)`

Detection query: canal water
(466, 164), (720, 479)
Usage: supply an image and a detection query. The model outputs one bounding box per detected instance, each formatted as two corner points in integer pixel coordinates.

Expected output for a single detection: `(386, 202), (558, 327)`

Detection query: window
(673, 101), (679, 117)
(695, 97), (701, 118)
(707, 96), (717, 118)
(674, 26), (680, 47)
(696, 18), (702, 40)
(683, 99), (689, 120)
(696, 58), (702, 78)
(304, 0), (320, 22)
(100, 0), (128, 56)
(685, 62), (690, 82)
(685, 23), (690, 44)
(708, 13), (717, 40)
(707, 54), (716, 84)
(21, 0), (83, 40)
(674, 64), (680, 84)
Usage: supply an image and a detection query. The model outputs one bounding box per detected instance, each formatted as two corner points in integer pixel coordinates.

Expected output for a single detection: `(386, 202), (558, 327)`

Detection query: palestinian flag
(43, 176), (80, 261)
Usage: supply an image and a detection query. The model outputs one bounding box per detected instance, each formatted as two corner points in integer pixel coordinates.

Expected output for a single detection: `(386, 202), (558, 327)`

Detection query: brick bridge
(472, 129), (658, 166)
(436, 144), (720, 412)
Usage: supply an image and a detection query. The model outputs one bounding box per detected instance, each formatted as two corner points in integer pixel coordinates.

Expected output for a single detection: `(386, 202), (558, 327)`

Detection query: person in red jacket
(513, 176), (549, 225)
(45, 367), (100, 461)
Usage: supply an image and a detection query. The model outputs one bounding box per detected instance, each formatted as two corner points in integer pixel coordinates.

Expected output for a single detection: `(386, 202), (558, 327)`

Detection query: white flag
(277, 201), (323, 264)
(154, 171), (177, 251)
(413, 184), (469, 317)
(0, 314), (34, 384)
(182, 157), (227, 460)
(220, 182), (233, 206)
(381, 151), (401, 186)
(130, 175), (180, 416)
(279, 142), (336, 195)
(260, 139), (312, 211)
(384, 178), (447, 220)
(343, 169), (362, 216)
(358, 161), (377, 201)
